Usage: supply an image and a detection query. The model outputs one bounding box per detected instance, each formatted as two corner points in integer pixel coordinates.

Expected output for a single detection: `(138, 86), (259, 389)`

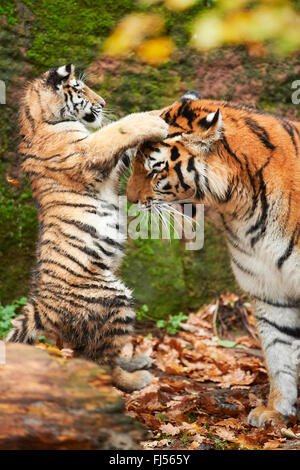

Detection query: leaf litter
(119, 293), (300, 450)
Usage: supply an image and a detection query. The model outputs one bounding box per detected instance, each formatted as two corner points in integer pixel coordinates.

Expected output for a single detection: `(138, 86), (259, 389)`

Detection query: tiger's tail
(5, 304), (39, 345)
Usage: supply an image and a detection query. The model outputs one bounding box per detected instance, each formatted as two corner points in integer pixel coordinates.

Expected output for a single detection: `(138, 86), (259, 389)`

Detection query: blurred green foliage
(156, 312), (188, 335)
(0, 296), (27, 338)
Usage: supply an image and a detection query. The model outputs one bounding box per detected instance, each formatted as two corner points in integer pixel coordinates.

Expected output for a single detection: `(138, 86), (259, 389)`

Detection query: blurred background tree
(0, 0), (299, 324)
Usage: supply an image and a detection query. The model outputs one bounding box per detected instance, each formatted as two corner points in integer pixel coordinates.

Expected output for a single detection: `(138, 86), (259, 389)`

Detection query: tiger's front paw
(247, 406), (290, 427)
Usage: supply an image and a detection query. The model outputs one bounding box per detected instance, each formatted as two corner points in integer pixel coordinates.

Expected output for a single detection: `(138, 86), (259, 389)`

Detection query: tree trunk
(0, 344), (145, 449)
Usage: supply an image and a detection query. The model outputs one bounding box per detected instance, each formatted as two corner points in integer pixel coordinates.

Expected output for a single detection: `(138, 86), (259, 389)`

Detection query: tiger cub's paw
(130, 370), (152, 391)
(118, 355), (152, 372)
(122, 113), (168, 143)
(247, 406), (290, 427)
(141, 115), (169, 142)
(112, 366), (152, 392)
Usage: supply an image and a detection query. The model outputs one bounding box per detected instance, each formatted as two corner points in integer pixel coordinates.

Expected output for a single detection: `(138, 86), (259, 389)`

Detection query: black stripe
(93, 241), (114, 257)
(256, 316), (300, 338)
(9, 329), (20, 342)
(187, 155), (204, 200)
(277, 226), (299, 269)
(34, 306), (44, 330)
(111, 316), (135, 325)
(40, 241), (101, 274)
(170, 146), (180, 161)
(37, 258), (96, 279)
(63, 239), (108, 266)
(25, 106), (35, 131)
(265, 338), (291, 350)
(231, 256), (255, 277)
(281, 121), (298, 156)
(221, 136), (243, 168)
(254, 295), (300, 309)
(246, 169), (269, 247)
(42, 268), (119, 291)
(242, 154), (258, 219)
(44, 118), (77, 125)
(41, 201), (96, 213)
(245, 117), (275, 150)
(173, 161), (190, 191)
(101, 328), (131, 338)
(18, 318), (28, 343)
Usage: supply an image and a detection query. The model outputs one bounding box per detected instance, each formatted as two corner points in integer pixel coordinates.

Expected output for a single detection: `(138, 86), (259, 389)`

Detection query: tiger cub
(126, 90), (300, 424)
(6, 64), (168, 391)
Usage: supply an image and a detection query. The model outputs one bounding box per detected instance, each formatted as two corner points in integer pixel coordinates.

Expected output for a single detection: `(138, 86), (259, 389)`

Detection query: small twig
(212, 299), (220, 339)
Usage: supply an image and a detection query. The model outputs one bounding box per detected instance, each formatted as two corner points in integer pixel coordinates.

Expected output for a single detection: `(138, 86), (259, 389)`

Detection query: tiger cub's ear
(45, 64), (75, 90)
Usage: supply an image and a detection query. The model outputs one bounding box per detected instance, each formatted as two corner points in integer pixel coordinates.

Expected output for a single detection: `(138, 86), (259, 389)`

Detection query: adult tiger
(126, 90), (300, 425)
(6, 64), (169, 391)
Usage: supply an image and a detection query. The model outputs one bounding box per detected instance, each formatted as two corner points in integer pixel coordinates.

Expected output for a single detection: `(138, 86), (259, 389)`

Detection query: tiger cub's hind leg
(5, 303), (44, 345)
(90, 307), (152, 392)
(248, 302), (300, 427)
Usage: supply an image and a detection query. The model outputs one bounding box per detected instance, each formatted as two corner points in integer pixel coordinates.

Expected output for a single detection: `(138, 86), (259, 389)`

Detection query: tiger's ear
(184, 109), (223, 150)
(45, 64), (75, 90)
(197, 109), (223, 132)
(179, 90), (201, 101)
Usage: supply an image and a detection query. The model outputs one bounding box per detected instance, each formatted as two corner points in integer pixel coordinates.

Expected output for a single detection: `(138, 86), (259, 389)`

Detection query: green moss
(21, 0), (134, 71)
(0, 163), (37, 304)
(0, 0), (17, 25)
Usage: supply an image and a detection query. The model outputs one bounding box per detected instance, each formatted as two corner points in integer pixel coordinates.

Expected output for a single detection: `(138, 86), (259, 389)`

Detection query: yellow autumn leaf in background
(103, 13), (164, 56)
(192, 14), (224, 50)
(192, 1), (300, 54)
(165, 0), (197, 12)
(138, 0), (196, 9)
(137, 37), (175, 64)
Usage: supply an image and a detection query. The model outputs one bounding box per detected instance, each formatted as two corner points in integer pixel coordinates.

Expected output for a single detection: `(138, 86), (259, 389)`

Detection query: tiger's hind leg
(84, 307), (152, 392)
(5, 303), (43, 345)
(248, 301), (300, 427)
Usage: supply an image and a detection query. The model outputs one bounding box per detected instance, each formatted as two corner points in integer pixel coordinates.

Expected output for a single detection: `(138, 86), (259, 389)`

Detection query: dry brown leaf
(160, 423), (181, 436)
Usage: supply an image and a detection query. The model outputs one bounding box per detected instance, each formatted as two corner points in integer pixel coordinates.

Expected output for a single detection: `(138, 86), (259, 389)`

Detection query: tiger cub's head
(127, 91), (235, 208)
(22, 64), (105, 129)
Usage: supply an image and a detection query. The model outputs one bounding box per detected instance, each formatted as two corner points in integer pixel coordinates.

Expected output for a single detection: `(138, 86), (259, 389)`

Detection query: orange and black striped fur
(6, 64), (169, 391)
(127, 91), (300, 423)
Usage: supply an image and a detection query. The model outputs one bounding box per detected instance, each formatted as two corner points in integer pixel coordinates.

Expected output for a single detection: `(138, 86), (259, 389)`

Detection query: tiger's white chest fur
(220, 209), (300, 306)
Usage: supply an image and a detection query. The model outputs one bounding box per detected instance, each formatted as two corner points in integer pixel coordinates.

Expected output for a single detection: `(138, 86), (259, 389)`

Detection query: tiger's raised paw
(247, 406), (290, 427)
(122, 113), (169, 143)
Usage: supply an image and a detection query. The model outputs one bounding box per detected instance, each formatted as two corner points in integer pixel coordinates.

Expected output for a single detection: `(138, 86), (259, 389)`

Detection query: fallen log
(0, 343), (145, 449)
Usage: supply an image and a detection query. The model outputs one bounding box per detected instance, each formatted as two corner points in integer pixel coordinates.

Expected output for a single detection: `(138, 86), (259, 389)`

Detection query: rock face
(0, 344), (145, 450)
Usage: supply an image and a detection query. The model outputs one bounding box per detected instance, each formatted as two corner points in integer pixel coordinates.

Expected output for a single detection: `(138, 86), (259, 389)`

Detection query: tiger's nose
(126, 185), (139, 204)
(97, 96), (106, 108)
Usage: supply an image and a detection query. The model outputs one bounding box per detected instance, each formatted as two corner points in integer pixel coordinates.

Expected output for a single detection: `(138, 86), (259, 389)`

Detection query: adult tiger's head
(21, 64), (105, 130)
(126, 90), (237, 209)
(127, 90), (297, 215)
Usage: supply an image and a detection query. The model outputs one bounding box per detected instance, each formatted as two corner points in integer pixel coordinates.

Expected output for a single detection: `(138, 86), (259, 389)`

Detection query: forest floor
(117, 293), (300, 451)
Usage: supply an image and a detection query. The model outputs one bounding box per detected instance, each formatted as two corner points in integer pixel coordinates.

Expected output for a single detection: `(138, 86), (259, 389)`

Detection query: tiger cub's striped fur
(6, 64), (169, 391)
(127, 91), (300, 423)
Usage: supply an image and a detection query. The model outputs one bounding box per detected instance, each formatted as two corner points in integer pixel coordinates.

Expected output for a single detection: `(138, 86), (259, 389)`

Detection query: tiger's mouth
(81, 105), (103, 128)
